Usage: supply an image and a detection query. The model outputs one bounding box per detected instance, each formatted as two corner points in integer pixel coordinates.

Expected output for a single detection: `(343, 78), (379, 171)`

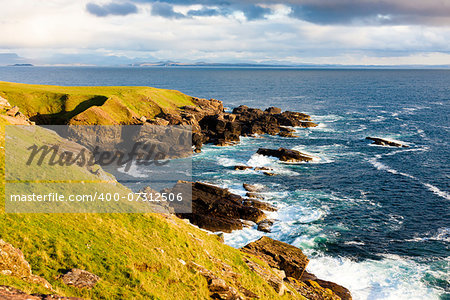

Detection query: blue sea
(1, 67), (449, 299)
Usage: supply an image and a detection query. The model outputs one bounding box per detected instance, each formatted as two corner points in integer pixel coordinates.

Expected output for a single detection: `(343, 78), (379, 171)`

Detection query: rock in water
(257, 147), (315, 162)
(175, 181), (267, 232)
(366, 137), (408, 147)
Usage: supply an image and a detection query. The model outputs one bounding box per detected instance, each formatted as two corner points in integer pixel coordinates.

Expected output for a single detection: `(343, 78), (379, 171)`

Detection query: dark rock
(265, 107), (282, 114)
(243, 199), (277, 212)
(254, 167), (271, 171)
(366, 137), (408, 147)
(61, 269), (100, 289)
(263, 172), (276, 176)
(257, 219), (274, 233)
(245, 192), (264, 200)
(278, 127), (297, 137)
(241, 236), (309, 280)
(257, 147), (314, 162)
(175, 181), (266, 233)
(234, 165), (252, 171)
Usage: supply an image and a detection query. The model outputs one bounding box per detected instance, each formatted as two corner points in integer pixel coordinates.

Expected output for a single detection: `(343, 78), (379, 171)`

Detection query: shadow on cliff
(30, 95), (108, 125)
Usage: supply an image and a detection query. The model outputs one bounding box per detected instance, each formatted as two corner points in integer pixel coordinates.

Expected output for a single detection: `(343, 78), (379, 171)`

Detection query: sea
(1, 67), (449, 300)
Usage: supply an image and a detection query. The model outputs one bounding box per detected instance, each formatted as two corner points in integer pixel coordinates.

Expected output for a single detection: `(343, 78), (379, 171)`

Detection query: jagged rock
(242, 258), (288, 296)
(61, 269), (100, 289)
(263, 172), (276, 176)
(188, 262), (247, 300)
(257, 147), (314, 162)
(257, 219), (274, 233)
(254, 167), (271, 171)
(241, 236), (309, 280)
(279, 127), (297, 137)
(0, 286), (82, 300)
(366, 137), (408, 147)
(0, 239), (53, 291)
(243, 183), (264, 192)
(234, 165), (252, 171)
(175, 181), (266, 232)
(245, 192), (264, 200)
(243, 199), (277, 212)
(301, 271), (352, 300)
(285, 278), (341, 300)
(265, 107), (282, 114)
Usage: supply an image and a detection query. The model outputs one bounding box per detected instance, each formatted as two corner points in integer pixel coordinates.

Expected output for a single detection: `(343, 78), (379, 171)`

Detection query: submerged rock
(257, 219), (274, 232)
(257, 147), (315, 162)
(366, 137), (408, 147)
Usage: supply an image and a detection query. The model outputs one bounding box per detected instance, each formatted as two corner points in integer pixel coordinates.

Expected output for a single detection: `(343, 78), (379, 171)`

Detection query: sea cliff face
(0, 82), (351, 299)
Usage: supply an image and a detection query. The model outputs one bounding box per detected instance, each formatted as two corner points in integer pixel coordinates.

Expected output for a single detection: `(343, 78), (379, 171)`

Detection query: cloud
(240, 4), (272, 20)
(86, 2), (138, 17)
(130, 0), (450, 25)
(187, 7), (223, 17)
(151, 2), (186, 19)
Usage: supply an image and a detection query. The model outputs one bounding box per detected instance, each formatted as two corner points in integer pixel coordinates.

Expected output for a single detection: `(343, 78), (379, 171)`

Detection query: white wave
(423, 183), (450, 201)
(216, 156), (241, 167)
(305, 254), (443, 300)
(367, 155), (450, 201)
(117, 161), (148, 178)
(344, 241), (366, 246)
(246, 153), (276, 167)
(431, 227), (450, 242)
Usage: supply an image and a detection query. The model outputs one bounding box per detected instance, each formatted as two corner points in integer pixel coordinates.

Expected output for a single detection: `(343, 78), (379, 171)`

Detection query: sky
(1, 0), (450, 66)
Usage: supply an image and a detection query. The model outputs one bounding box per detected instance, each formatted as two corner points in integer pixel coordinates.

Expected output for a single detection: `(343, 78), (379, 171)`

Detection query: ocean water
(1, 67), (449, 299)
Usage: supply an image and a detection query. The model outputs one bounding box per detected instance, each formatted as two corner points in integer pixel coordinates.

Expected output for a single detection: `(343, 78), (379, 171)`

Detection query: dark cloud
(151, 2), (186, 19)
(86, 2), (138, 17)
(88, 0), (450, 25)
(240, 4), (271, 20)
(187, 7), (223, 17)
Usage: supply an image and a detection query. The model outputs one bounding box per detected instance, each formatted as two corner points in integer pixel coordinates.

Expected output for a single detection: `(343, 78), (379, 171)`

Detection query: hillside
(0, 81), (194, 125)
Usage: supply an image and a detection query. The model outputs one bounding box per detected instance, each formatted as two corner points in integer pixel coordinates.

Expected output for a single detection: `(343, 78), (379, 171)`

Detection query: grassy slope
(0, 81), (195, 124)
(0, 84), (299, 299)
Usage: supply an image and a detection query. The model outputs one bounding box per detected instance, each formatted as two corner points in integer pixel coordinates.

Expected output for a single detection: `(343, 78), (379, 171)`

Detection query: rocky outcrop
(0, 240), (53, 291)
(148, 100), (316, 152)
(241, 237), (352, 300)
(61, 269), (100, 289)
(301, 271), (352, 300)
(366, 137), (408, 148)
(256, 148), (315, 163)
(241, 237), (309, 279)
(0, 286), (82, 300)
(0, 97), (34, 125)
(175, 181), (275, 232)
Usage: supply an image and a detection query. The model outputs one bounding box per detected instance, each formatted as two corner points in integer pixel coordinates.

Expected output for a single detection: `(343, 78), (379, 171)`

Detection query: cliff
(0, 82), (349, 299)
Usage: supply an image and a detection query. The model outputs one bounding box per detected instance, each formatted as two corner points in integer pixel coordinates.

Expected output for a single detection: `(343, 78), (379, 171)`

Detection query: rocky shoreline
(1, 93), (353, 299)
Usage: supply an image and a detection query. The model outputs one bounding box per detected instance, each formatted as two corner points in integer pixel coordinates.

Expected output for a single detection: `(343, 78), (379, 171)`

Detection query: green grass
(0, 81), (195, 124)
(0, 84), (301, 299)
